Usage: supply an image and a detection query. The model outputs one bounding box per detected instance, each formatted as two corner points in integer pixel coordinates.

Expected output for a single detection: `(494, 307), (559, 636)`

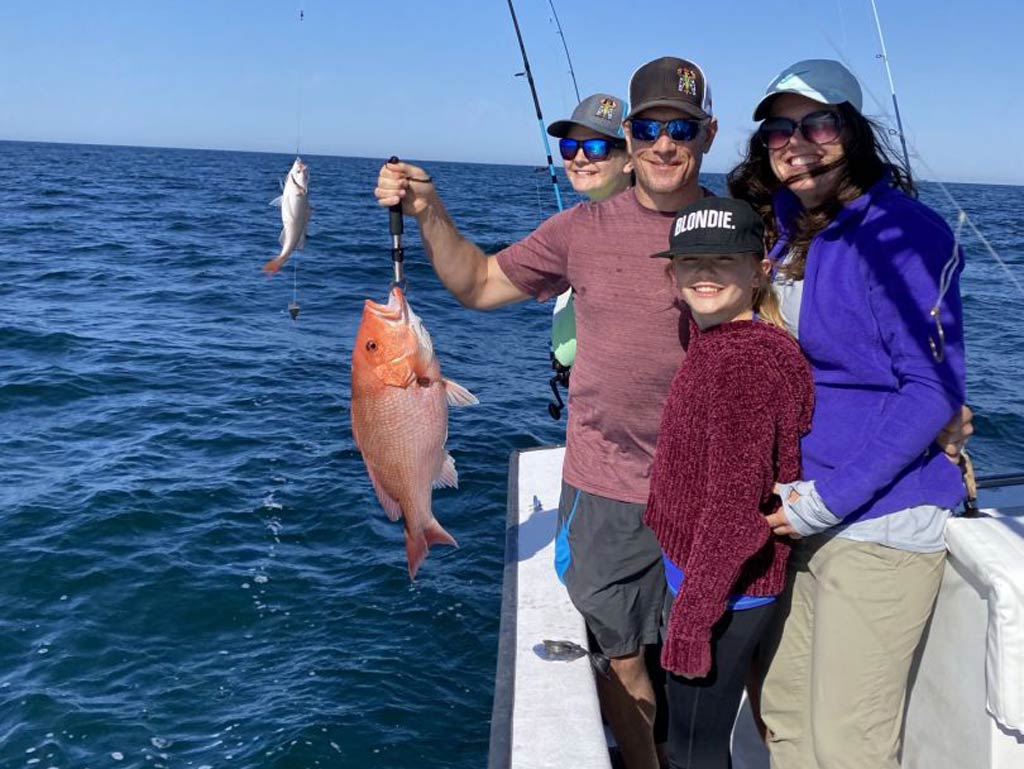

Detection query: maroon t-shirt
(497, 188), (690, 503)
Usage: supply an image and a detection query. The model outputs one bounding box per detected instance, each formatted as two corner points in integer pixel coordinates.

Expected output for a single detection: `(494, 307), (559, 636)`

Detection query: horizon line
(3, 137), (1019, 188)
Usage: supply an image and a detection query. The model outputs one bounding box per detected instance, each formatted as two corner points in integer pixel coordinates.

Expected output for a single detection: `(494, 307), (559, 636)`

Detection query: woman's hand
(767, 485), (802, 538)
(936, 404), (974, 461)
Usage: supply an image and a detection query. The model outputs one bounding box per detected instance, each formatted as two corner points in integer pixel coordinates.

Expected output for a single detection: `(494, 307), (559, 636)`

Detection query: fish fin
(297, 230), (307, 251)
(270, 195), (283, 207)
(278, 228), (287, 247)
(404, 517), (458, 581)
(365, 464), (403, 522)
(262, 256), (286, 274)
(432, 452), (459, 490)
(443, 378), (479, 407)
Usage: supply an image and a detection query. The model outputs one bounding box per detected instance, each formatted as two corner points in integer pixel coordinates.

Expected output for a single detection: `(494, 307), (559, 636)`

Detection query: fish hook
(927, 307), (945, 363)
(928, 211), (966, 364)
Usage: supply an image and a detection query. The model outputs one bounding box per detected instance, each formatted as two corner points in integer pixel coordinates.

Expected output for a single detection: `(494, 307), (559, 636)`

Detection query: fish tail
(405, 530), (427, 581)
(262, 256), (285, 274)
(424, 518), (458, 549)
(404, 518), (458, 581)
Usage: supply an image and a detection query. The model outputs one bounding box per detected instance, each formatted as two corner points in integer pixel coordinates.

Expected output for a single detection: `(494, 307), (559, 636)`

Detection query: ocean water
(2, 140), (1022, 768)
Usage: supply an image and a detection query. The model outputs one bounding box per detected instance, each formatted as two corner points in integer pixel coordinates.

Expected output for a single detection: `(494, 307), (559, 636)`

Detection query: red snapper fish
(350, 287), (478, 580)
(263, 157), (311, 274)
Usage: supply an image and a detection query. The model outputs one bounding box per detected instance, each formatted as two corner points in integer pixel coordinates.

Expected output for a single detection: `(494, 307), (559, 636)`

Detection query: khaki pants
(760, 535), (945, 769)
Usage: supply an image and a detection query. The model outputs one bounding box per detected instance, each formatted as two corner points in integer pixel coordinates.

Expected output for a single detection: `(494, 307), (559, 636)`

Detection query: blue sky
(2, 1), (1022, 185)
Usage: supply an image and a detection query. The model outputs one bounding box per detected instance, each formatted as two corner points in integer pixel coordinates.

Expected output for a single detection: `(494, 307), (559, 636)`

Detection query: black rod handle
(387, 156), (404, 237)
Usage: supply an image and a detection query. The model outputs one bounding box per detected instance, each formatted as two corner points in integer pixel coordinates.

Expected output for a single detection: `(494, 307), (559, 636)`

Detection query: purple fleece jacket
(769, 176), (966, 522)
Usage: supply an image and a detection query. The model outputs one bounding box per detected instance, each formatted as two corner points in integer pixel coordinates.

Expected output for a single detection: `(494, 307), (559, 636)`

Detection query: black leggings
(665, 602), (776, 769)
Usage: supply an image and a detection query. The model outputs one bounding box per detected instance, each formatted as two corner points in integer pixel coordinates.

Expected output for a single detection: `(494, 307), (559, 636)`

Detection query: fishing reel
(547, 353), (571, 420)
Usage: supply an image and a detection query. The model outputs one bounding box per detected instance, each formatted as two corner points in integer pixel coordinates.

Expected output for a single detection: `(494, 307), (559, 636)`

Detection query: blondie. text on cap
(652, 198), (765, 258)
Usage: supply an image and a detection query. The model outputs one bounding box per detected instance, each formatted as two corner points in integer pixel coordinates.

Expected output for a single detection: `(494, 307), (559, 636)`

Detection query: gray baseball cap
(753, 59), (863, 120)
(547, 93), (627, 139)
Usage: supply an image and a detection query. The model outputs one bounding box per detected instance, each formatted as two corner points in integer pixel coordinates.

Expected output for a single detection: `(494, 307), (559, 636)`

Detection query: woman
(728, 60), (967, 769)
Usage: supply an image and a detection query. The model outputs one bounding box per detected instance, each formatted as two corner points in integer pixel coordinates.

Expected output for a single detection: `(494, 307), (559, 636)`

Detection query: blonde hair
(753, 268), (789, 334)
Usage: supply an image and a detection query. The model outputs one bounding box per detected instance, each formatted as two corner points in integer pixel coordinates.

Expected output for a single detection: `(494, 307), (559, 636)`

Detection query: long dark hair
(727, 102), (915, 280)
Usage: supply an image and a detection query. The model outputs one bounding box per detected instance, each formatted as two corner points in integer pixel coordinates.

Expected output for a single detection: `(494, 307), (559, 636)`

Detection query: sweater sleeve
(814, 208), (967, 517)
(662, 374), (775, 678)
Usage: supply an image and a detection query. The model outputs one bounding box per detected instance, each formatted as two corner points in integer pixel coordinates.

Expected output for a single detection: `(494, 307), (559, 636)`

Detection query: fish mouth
(364, 287), (435, 362)
(364, 286), (408, 322)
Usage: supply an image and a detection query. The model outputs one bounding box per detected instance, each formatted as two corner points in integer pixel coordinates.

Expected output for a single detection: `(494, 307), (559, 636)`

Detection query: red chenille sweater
(644, 318), (815, 677)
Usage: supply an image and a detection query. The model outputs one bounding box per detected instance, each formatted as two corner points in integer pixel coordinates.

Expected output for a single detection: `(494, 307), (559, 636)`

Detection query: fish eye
(365, 340), (378, 352)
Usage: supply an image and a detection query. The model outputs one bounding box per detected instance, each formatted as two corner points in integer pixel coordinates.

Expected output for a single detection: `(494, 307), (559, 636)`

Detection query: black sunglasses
(628, 117), (703, 143)
(558, 137), (625, 162)
(758, 110), (844, 150)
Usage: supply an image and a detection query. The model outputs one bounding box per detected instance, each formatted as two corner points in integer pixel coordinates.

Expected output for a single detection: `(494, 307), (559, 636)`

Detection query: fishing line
(288, 6), (304, 321)
(795, 1), (1017, 508)
(289, 259), (300, 321)
(547, 0), (580, 103)
(795, 0), (1024, 308)
(296, 7), (304, 156)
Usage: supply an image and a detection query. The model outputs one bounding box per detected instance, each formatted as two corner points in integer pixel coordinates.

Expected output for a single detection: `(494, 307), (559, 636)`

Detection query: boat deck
(490, 447), (1024, 769)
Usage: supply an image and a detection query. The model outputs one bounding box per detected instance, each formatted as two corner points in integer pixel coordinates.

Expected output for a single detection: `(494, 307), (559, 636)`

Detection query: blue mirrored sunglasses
(558, 137), (624, 162)
(628, 117), (702, 143)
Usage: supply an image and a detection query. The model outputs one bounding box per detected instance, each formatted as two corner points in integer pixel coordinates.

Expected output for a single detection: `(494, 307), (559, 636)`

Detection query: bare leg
(598, 647), (659, 769)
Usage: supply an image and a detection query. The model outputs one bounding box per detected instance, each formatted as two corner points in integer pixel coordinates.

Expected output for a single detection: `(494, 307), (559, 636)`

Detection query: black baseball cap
(626, 57), (713, 120)
(651, 198), (765, 258)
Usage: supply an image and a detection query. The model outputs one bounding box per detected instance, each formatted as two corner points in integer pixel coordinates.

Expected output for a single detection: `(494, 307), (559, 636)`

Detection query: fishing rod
(866, 0), (982, 513)
(505, 0), (564, 213)
(387, 156), (405, 288)
(547, 0), (580, 103)
(868, 0), (912, 183)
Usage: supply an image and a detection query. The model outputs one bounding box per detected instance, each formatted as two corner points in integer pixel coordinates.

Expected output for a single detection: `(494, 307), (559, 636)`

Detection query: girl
(644, 197), (815, 769)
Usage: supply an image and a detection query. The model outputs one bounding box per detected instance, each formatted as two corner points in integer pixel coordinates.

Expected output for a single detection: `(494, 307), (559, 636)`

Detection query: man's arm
(374, 161), (529, 310)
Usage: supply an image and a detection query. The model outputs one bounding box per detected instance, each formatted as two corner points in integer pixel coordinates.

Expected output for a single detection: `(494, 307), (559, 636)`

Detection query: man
(375, 56), (717, 769)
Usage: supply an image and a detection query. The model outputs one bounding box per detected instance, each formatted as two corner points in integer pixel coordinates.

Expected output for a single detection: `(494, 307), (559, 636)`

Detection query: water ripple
(0, 140), (1021, 768)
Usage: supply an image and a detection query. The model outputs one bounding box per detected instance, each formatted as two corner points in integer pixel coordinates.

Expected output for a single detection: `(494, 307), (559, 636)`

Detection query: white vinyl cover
(944, 514), (1024, 732)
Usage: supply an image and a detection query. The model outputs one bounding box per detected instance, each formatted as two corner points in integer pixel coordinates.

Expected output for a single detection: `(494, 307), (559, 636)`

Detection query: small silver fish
(263, 157), (311, 274)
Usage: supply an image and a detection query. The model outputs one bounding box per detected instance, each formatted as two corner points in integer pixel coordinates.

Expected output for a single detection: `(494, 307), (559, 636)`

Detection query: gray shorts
(556, 481), (666, 658)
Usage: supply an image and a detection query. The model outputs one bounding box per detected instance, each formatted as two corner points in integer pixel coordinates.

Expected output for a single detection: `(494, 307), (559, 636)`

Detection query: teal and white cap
(752, 59), (862, 120)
